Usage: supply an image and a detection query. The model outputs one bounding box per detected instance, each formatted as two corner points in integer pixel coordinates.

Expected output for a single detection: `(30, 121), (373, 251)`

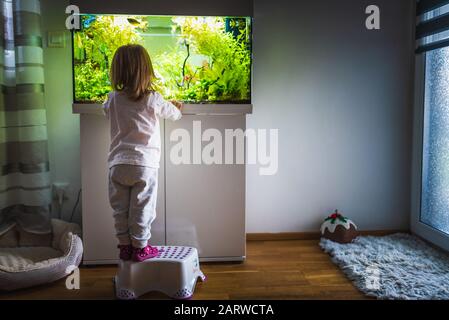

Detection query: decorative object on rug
(320, 210), (358, 243)
(320, 233), (449, 300)
(0, 219), (83, 291)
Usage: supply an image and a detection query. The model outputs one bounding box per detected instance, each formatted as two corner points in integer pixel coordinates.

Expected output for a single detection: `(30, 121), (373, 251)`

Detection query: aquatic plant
(74, 16), (142, 102)
(154, 17), (251, 103)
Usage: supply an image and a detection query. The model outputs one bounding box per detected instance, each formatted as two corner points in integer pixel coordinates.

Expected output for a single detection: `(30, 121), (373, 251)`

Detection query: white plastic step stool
(114, 246), (206, 300)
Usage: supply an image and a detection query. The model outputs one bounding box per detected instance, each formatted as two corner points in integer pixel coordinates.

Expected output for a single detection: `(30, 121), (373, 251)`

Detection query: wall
(247, 0), (415, 232)
(41, 0), (82, 225)
(40, 0), (415, 233)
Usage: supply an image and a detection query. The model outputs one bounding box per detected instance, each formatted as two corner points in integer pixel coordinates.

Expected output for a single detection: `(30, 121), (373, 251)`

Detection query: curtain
(0, 0), (51, 236)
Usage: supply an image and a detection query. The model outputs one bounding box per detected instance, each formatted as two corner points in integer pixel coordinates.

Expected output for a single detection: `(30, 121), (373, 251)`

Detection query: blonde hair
(110, 44), (156, 101)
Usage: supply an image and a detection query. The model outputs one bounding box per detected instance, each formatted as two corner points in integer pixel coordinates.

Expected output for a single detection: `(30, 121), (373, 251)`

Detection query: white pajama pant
(108, 165), (158, 248)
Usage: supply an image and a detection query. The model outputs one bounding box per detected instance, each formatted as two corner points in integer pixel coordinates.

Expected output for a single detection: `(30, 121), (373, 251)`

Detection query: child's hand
(171, 100), (183, 111)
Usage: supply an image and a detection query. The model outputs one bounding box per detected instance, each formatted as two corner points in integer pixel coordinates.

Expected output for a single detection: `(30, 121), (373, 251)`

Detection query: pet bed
(0, 219), (83, 291)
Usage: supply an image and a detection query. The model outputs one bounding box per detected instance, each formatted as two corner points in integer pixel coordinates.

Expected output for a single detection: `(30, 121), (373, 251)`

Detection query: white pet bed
(0, 219), (83, 291)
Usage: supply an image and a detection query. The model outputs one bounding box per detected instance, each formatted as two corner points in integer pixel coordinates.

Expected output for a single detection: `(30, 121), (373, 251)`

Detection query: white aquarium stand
(114, 246), (206, 300)
(74, 103), (251, 264)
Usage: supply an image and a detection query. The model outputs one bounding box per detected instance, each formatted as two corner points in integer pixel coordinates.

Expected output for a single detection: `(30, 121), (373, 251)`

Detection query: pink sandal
(132, 245), (159, 262)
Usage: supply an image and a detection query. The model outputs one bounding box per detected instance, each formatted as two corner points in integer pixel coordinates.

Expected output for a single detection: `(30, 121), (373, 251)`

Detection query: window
(421, 46), (449, 235)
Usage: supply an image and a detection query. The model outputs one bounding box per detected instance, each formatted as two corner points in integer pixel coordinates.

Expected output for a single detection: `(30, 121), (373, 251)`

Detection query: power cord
(70, 189), (82, 222)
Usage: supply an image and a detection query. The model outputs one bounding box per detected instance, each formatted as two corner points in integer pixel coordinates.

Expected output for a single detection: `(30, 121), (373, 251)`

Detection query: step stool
(114, 246), (206, 300)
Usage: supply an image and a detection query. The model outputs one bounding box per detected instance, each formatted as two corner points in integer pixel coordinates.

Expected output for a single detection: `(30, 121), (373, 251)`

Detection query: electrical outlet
(52, 182), (69, 202)
(47, 31), (66, 48)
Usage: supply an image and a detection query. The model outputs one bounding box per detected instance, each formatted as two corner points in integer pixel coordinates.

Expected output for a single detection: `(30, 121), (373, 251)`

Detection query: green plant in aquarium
(154, 17), (251, 103)
(73, 15), (251, 103)
(74, 16), (143, 102)
(74, 61), (111, 101)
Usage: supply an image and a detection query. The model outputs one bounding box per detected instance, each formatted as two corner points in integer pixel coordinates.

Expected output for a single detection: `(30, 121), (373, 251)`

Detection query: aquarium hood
(70, 0), (253, 17)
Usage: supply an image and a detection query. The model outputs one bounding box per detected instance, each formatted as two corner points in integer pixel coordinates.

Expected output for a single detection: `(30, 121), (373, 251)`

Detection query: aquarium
(72, 15), (252, 104)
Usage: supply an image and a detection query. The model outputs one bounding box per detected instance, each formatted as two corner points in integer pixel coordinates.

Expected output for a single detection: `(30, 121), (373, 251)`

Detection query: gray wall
(247, 0), (415, 232)
(41, 0), (82, 225)
(41, 0), (415, 232)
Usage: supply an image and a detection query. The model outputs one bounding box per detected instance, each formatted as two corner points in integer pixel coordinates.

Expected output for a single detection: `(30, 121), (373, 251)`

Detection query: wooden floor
(0, 240), (368, 300)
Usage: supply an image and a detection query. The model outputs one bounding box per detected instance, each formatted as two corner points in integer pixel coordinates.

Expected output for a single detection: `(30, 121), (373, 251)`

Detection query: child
(103, 44), (182, 262)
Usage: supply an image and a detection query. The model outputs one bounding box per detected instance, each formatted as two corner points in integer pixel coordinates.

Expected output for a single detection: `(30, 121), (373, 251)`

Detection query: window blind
(416, 0), (449, 53)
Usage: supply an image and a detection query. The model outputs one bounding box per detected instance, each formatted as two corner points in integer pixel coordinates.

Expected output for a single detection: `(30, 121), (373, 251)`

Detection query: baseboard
(246, 232), (320, 241)
(246, 230), (409, 241)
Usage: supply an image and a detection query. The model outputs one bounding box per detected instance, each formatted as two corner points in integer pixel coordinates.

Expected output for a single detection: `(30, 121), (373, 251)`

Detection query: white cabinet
(77, 105), (249, 264)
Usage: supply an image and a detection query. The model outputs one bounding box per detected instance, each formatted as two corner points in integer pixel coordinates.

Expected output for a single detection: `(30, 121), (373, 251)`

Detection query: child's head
(110, 44), (156, 101)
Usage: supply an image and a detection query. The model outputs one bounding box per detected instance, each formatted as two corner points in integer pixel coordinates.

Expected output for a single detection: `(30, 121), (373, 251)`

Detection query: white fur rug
(319, 233), (449, 300)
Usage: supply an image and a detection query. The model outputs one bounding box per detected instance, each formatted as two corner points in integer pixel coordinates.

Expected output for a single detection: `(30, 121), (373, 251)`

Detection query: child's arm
(102, 92), (112, 119)
(152, 92), (182, 121)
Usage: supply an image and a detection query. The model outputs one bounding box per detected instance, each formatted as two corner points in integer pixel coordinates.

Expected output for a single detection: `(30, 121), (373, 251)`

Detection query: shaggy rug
(319, 233), (449, 300)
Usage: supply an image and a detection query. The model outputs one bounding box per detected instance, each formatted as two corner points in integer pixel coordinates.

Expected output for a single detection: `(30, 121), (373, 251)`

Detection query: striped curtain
(0, 0), (51, 236)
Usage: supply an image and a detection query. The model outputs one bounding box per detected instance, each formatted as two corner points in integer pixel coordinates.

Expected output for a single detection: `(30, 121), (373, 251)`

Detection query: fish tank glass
(72, 15), (252, 104)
